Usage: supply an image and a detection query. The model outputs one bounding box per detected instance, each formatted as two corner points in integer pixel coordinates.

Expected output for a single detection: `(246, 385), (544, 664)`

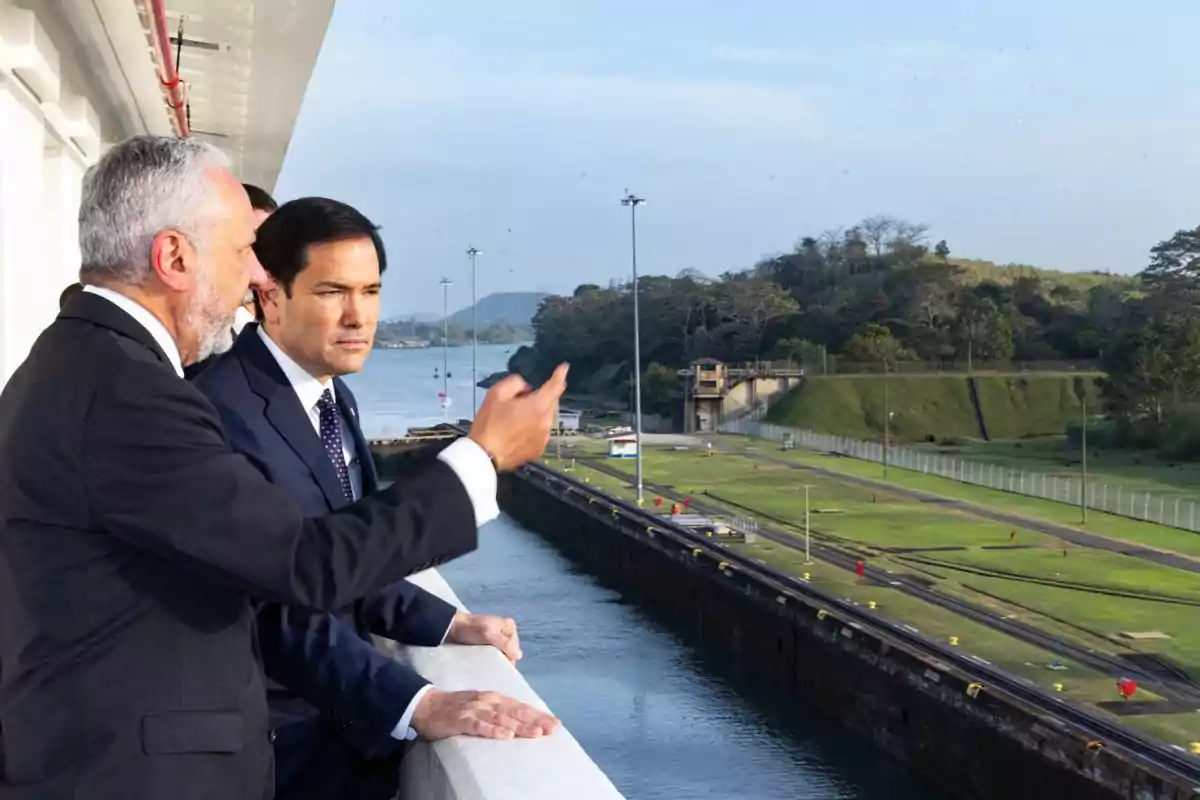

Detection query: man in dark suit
(0, 135), (567, 799)
(193, 197), (557, 799)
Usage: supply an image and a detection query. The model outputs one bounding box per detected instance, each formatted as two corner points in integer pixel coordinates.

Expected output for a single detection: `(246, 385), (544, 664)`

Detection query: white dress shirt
(255, 327), (499, 741)
(232, 306), (256, 336)
(256, 328), (365, 500)
(81, 289), (500, 741)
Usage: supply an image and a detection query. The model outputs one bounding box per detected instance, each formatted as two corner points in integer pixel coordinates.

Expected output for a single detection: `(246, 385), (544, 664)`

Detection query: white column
(42, 142), (83, 297)
(0, 84), (47, 384)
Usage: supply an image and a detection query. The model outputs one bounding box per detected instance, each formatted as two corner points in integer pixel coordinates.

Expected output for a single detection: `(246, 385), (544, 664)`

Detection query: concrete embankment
(499, 464), (1199, 800)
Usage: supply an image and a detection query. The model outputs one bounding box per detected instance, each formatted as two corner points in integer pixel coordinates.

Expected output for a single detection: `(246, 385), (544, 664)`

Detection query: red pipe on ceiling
(147, 0), (190, 137)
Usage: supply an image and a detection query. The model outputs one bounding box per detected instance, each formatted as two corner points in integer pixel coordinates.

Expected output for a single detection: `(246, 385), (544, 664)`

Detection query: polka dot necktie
(317, 389), (354, 504)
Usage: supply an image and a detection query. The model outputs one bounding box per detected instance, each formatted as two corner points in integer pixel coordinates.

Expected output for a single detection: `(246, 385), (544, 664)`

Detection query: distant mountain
(447, 291), (548, 329)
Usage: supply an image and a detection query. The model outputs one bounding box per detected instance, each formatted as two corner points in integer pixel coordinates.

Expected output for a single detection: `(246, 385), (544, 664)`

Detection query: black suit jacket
(192, 326), (456, 766)
(0, 293), (479, 799)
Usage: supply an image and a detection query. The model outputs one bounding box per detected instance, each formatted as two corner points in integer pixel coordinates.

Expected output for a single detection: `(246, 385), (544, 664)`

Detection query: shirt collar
(82, 285), (184, 378)
(256, 326), (334, 412)
(232, 306), (256, 335)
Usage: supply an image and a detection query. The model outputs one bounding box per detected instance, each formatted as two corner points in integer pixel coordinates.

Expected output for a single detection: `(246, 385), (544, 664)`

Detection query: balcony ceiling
(141, 0), (334, 190)
(47, 0), (333, 190)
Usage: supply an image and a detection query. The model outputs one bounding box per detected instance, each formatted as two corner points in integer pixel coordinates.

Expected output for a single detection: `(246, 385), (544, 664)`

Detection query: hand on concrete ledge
(469, 363), (569, 471)
(447, 612), (522, 663)
(410, 688), (560, 741)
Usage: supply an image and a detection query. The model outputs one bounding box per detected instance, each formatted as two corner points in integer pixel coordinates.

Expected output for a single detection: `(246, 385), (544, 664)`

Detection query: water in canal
(344, 345), (944, 800)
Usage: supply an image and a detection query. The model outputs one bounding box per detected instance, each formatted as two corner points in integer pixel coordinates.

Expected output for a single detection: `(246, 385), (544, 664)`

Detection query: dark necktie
(317, 389), (354, 504)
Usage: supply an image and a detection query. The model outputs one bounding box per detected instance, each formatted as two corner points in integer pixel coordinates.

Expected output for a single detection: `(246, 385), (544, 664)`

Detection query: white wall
(388, 570), (626, 800)
(0, 2), (112, 385)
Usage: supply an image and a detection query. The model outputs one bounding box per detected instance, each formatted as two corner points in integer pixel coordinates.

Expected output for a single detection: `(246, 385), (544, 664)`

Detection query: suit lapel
(236, 327), (349, 509)
(334, 378), (378, 495)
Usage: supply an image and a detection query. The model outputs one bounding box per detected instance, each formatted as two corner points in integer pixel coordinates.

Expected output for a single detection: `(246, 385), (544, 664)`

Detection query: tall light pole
(804, 484), (812, 564)
(883, 363), (890, 479)
(621, 191), (646, 504)
(439, 277), (452, 420)
(1081, 393), (1088, 524)
(466, 246), (481, 415)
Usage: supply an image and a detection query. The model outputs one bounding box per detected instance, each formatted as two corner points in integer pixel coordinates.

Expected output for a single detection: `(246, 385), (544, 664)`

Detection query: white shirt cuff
(391, 683), (437, 741)
(439, 613), (456, 646)
(436, 438), (500, 526)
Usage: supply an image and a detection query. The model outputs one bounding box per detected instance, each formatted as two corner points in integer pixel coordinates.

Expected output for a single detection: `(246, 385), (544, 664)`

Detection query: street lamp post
(1081, 394), (1088, 524)
(804, 484), (812, 564)
(883, 364), (890, 479)
(466, 247), (481, 416)
(621, 191), (646, 504)
(439, 277), (452, 420)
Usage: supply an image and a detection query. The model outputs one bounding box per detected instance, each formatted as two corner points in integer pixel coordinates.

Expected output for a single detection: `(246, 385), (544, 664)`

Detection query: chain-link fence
(719, 418), (1200, 534)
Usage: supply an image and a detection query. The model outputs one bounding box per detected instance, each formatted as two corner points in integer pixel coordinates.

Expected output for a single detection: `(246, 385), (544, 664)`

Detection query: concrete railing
(383, 569), (626, 800)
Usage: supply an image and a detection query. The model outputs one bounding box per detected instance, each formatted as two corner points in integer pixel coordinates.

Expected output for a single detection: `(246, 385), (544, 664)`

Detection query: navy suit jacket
(192, 325), (457, 760)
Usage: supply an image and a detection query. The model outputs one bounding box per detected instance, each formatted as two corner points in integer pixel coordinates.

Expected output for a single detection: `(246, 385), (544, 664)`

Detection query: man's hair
(78, 135), (230, 286)
(253, 197), (387, 298)
(242, 183), (278, 213)
(59, 282), (83, 310)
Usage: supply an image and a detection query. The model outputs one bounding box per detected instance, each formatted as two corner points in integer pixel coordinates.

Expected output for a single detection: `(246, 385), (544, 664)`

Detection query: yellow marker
(949, 636), (959, 646)
(816, 609), (828, 620)
(868, 601), (877, 610)
(1189, 742), (1200, 755)
(646, 526), (655, 533)
(718, 561), (729, 570)
(637, 498), (644, 507)
(1085, 741), (1104, 752)
(1053, 682), (1064, 692)
(966, 683), (982, 698)
(803, 572), (811, 581)
(692, 548), (702, 557)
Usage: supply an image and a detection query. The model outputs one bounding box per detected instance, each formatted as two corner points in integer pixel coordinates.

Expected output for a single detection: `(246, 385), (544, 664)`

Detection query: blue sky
(277, 0), (1200, 318)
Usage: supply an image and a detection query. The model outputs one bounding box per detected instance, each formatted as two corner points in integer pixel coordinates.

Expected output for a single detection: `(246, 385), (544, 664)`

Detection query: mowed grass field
(727, 437), (1200, 560)
(543, 443), (1200, 746)
(915, 435), (1200, 502)
(763, 374), (1101, 442)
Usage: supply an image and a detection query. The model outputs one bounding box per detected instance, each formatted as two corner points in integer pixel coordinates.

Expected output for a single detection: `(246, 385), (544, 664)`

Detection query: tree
(843, 323), (909, 366)
(934, 239), (951, 260)
(1143, 225), (1200, 290)
(859, 215), (896, 257)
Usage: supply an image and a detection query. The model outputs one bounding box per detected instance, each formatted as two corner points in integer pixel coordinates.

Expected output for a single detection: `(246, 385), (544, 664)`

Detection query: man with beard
(0, 135), (568, 799)
(184, 183), (278, 379)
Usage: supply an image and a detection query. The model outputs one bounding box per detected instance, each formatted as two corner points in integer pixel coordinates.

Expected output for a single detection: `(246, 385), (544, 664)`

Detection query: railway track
(516, 456), (1200, 785)
(573, 455), (1200, 711)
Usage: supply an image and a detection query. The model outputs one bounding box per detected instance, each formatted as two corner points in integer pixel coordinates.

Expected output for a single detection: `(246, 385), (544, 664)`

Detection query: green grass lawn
(915, 436), (1200, 502)
(764, 373), (1101, 442)
(543, 448), (1200, 746)
(728, 437), (1200, 560)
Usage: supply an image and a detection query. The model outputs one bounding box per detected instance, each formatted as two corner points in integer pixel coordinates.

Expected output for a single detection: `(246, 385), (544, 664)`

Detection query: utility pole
(439, 277), (452, 420)
(621, 191), (646, 504)
(1081, 393), (1088, 524)
(466, 246), (481, 415)
(883, 362), (890, 479)
(804, 484), (812, 564)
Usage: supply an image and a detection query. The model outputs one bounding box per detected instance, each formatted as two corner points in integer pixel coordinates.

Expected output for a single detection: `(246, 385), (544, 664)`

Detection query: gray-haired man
(0, 135), (568, 799)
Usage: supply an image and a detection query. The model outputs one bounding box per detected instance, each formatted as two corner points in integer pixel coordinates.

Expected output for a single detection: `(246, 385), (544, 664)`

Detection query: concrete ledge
(384, 569), (625, 800)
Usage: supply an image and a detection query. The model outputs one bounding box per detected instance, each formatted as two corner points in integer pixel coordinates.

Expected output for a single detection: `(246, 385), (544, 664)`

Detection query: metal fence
(719, 418), (1200, 534)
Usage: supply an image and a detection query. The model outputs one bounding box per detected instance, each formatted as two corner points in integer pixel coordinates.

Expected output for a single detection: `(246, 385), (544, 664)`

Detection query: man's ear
(258, 283), (282, 324)
(149, 229), (198, 292)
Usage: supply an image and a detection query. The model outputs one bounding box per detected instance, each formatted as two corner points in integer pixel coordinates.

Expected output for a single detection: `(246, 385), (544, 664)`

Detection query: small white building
(557, 408), (581, 432)
(607, 436), (638, 459)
